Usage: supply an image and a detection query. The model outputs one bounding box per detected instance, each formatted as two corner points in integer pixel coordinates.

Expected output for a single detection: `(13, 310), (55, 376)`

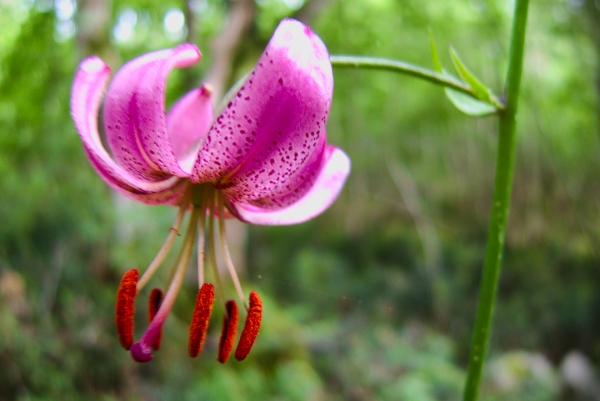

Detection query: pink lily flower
(70, 19), (350, 363)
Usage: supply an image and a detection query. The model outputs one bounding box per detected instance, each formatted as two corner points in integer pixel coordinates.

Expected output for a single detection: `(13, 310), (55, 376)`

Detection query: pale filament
(218, 193), (248, 311)
(207, 188), (227, 312)
(197, 191), (208, 288)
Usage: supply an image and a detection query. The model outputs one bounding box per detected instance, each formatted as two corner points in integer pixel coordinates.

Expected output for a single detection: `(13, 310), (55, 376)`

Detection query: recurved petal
(190, 18), (333, 199)
(221, 136), (326, 210)
(166, 84), (214, 175)
(71, 57), (187, 205)
(229, 146), (350, 225)
(103, 44), (202, 180)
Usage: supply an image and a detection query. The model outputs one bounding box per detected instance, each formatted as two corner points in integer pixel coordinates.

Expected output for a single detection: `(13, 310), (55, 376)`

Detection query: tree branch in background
(583, 2), (600, 120)
(385, 154), (444, 323)
(75, 0), (116, 64)
(293, 0), (333, 25)
(203, 0), (256, 103)
(183, 0), (195, 44)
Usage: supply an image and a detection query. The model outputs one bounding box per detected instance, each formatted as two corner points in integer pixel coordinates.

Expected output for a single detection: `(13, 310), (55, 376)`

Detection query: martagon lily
(70, 19), (350, 363)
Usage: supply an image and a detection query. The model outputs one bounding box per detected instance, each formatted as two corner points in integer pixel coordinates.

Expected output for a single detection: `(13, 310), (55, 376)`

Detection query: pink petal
(166, 84), (214, 174)
(103, 44), (202, 180)
(222, 136), (326, 210)
(190, 18), (333, 205)
(229, 146), (350, 225)
(71, 57), (187, 205)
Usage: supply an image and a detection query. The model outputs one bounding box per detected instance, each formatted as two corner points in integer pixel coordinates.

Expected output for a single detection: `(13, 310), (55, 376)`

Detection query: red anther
(235, 291), (263, 361)
(217, 300), (239, 363)
(115, 268), (138, 350)
(188, 283), (215, 358)
(148, 288), (163, 351)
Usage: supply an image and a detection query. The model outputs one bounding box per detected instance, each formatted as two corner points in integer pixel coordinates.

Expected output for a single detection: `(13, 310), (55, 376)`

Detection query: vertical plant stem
(462, 0), (530, 400)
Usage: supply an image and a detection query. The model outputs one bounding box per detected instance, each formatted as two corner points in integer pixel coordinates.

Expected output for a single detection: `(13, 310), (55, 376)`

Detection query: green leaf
(444, 88), (497, 116)
(449, 46), (495, 103)
(430, 35), (501, 115)
(429, 30), (443, 73)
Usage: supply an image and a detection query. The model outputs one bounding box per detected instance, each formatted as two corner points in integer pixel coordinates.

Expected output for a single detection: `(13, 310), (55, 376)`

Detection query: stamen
(235, 291), (263, 361)
(188, 283), (215, 357)
(115, 268), (138, 350)
(218, 193), (248, 310)
(137, 203), (187, 291)
(148, 288), (163, 350)
(217, 300), (239, 363)
(130, 207), (200, 363)
(197, 189), (208, 287)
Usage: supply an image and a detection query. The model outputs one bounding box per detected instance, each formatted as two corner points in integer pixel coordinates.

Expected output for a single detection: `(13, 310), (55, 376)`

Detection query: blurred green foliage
(0, 0), (599, 400)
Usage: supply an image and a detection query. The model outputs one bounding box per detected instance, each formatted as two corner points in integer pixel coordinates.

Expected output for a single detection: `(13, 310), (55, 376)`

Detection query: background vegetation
(0, 0), (599, 399)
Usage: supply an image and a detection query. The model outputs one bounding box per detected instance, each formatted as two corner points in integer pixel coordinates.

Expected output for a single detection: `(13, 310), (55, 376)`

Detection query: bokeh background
(1, 0), (599, 400)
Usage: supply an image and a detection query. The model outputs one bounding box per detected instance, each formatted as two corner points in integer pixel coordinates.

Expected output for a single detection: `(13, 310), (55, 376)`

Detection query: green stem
(462, 0), (530, 400)
(330, 55), (474, 97)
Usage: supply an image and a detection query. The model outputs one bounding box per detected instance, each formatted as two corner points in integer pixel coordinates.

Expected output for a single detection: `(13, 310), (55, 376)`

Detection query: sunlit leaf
(429, 30), (443, 73)
(449, 46), (498, 106)
(445, 88), (497, 116)
(430, 34), (499, 115)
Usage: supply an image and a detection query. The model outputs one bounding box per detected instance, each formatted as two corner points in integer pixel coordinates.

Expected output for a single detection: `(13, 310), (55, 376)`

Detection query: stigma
(115, 184), (262, 363)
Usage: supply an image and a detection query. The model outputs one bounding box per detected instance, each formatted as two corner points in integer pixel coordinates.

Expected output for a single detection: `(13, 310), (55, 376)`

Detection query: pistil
(137, 202), (187, 291)
(130, 206), (200, 362)
(148, 288), (164, 350)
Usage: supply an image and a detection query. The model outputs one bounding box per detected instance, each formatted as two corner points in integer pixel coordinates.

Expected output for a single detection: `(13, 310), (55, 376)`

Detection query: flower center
(115, 183), (262, 363)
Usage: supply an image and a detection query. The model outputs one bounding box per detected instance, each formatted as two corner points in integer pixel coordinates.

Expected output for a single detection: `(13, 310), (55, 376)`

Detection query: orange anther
(217, 300), (239, 363)
(148, 288), (163, 350)
(235, 291), (262, 361)
(188, 283), (215, 358)
(115, 268), (138, 350)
